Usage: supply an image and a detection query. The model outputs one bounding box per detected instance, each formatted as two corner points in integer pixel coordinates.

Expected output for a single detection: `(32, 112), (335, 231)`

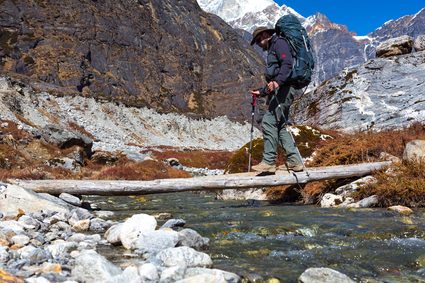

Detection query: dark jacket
(259, 35), (293, 96)
(266, 35), (293, 85)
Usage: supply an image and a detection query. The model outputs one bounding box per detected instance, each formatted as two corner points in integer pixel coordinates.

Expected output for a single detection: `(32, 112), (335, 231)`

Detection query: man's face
(255, 32), (271, 51)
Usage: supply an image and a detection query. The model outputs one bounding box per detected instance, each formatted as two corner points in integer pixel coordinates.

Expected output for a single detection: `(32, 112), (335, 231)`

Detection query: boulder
(161, 219), (186, 229)
(403, 140), (425, 162)
(299, 267), (355, 283)
(105, 223), (124, 245)
(177, 229), (210, 250)
(137, 263), (159, 282)
(414, 35), (425, 51)
(59, 193), (82, 207)
(376, 35), (414, 58)
(119, 214), (157, 249)
(104, 266), (141, 283)
(91, 151), (119, 165)
(176, 274), (227, 283)
(133, 229), (179, 254)
(46, 157), (81, 172)
(347, 195), (379, 208)
(388, 205), (413, 216)
(185, 268), (240, 283)
(155, 246), (213, 268)
(160, 265), (187, 282)
(71, 250), (122, 283)
(41, 124), (93, 157)
(0, 184), (72, 218)
(335, 176), (377, 197)
(320, 193), (344, 208)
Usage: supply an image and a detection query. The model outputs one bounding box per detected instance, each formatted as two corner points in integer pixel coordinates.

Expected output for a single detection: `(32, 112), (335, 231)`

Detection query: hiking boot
(252, 162), (276, 173)
(278, 163), (304, 172)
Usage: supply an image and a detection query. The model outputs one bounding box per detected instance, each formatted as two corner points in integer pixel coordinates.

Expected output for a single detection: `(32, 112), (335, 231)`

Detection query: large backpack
(275, 14), (315, 89)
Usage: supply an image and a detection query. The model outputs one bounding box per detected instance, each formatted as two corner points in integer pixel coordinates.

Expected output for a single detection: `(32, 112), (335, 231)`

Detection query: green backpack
(275, 14), (315, 89)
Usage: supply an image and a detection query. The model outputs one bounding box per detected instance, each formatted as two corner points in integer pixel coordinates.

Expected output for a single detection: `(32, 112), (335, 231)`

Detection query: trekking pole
(248, 93), (257, 172)
(272, 88), (309, 175)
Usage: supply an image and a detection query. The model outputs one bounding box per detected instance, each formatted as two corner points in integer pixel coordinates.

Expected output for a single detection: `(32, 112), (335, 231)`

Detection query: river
(86, 192), (425, 282)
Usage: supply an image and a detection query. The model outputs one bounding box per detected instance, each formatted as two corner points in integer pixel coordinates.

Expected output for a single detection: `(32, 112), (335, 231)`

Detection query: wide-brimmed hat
(250, 26), (275, 45)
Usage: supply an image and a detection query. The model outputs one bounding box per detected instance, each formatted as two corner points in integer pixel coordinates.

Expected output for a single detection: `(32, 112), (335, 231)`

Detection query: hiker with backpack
(250, 15), (314, 173)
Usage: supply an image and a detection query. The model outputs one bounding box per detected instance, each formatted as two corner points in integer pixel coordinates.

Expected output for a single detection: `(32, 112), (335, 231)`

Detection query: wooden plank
(9, 162), (391, 196)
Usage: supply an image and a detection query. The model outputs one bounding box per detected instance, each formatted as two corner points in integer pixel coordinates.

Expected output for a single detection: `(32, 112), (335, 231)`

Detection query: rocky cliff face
(292, 51), (425, 132)
(0, 0), (264, 121)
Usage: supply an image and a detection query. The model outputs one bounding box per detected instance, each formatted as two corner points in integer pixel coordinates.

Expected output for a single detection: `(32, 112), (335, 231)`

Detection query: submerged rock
(177, 229), (210, 251)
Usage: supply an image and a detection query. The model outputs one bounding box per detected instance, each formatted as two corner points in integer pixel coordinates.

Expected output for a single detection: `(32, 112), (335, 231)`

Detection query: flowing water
(86, 192), (425, 283)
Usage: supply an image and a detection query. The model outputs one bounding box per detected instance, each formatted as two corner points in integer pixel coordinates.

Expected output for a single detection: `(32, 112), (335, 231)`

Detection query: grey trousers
(261, 85), (302, 166)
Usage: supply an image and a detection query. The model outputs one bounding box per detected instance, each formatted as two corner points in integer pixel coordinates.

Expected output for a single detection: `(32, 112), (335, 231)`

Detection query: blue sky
(276, 0), (425, 35)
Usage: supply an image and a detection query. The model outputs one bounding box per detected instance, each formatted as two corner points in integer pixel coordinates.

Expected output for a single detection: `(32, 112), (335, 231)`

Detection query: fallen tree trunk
(9, 162), (391, 196)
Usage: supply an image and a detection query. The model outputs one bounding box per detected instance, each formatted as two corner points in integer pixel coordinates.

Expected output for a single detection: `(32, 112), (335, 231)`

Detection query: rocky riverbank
(0, 183), (364, 283)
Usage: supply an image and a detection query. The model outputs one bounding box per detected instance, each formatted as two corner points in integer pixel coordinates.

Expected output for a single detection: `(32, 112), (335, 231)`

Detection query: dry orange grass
(354, 161), (425, 207)
(309, 123), (425, 166)
(304, 123), (425, 206)
(149, 148), (233, 169)
(90, 160), (190, 180)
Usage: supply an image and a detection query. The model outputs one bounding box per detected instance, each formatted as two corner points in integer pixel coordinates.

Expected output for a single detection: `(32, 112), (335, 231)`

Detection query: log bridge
(9, 162), (391, 196)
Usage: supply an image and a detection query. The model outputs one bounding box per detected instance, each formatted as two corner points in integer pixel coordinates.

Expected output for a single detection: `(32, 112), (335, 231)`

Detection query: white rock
(176, 273), (227, 283)
(46, 240), (78, 258)
(155, 246), (213, 268)
(403, 140), (425, 162)
(185, 268), (240, 283)
(138, 263), (159, 282)
(25, 277), (52, 283)
(59, 193), (82, 206)
(71, 250), (122, 283)
(0, 184), (71, 218)
(119, 214), (157, 249)
(104, 266), (141, 283)
(11, 234), (30, 247)
(335, 176), (377, 197)
(0, 220), (25, 234)
(414, 35), (425, 51)
(0, 246), (9, 263)
(177, 229), (210, 250)
(160, 265), (187, 282)
(299, 267), (355, 283)
(133, 229), (179, 253)
(347, 195), (379, 208)
(105, 223), (124, 245)
(320, 193), (344, 208)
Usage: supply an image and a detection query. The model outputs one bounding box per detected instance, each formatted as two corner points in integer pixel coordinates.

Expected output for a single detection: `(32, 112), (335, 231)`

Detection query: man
(250, 26), (303, 173)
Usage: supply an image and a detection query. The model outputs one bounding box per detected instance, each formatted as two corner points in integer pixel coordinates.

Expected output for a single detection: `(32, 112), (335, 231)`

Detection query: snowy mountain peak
(197, 0), (276, 22)
(197, 0), (304, 33)
(304, 12), (352, 36)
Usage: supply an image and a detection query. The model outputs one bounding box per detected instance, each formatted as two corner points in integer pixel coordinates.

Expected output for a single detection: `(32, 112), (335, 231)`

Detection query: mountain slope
(0, 0), (264, 121)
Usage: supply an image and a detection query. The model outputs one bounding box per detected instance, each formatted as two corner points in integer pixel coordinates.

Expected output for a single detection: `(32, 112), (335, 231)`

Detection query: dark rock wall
(0, 0), (264, 120)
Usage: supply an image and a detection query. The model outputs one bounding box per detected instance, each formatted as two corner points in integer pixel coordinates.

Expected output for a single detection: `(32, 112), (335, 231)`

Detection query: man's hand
(251, 90), (260, 96)
(267, 81), (279, 92)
